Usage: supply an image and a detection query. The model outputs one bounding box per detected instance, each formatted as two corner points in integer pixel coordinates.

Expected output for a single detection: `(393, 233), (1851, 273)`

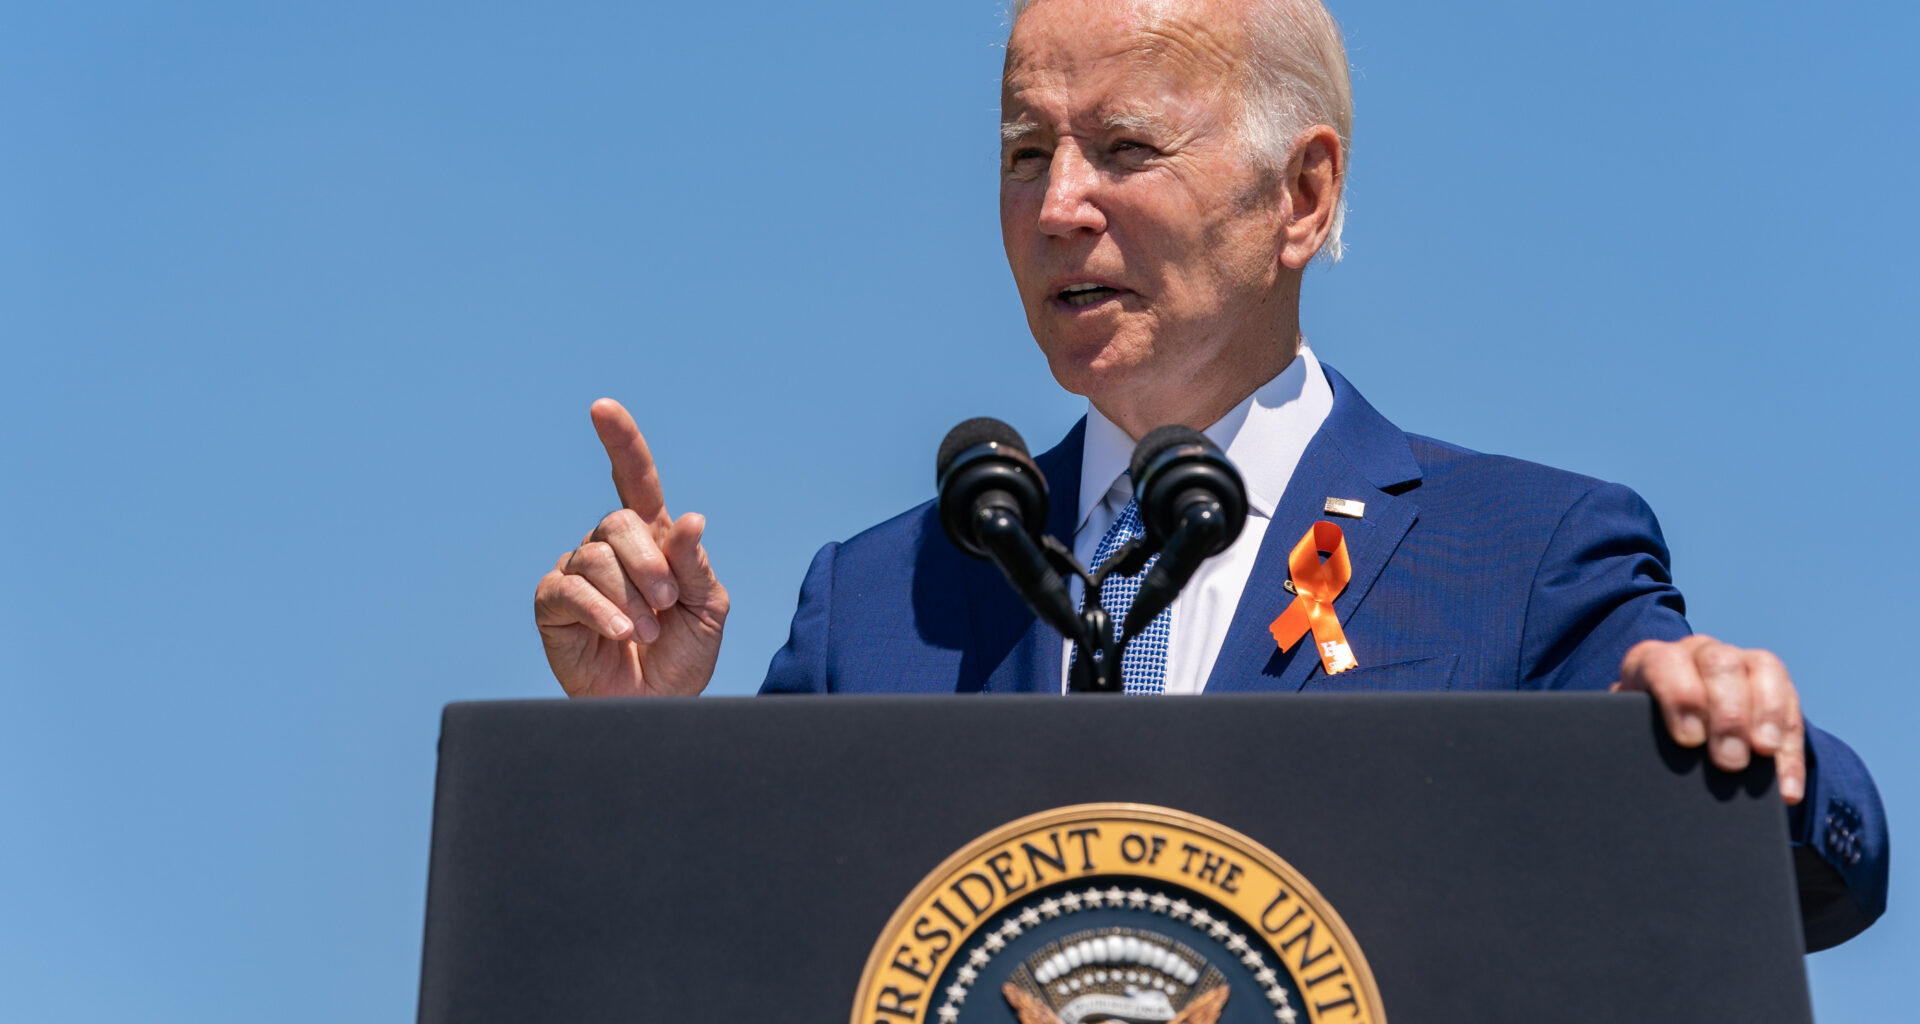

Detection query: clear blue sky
(3, 1), (1912, 1019)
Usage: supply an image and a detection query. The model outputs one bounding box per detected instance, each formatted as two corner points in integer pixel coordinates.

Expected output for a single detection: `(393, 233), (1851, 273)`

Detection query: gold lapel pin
(1323, 497), (1366, 519)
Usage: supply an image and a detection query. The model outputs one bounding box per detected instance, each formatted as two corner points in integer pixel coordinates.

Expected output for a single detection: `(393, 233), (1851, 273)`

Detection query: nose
(1037, 142), (1106, 236)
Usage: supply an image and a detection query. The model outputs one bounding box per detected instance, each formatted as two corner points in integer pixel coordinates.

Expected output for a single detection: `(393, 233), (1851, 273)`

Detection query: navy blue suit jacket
(761, 364), (1887, 949)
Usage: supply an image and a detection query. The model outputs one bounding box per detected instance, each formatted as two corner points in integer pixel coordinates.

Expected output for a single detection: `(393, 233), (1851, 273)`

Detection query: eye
(1005, 147), (1051, 179)
(1104, 138), (1163, 171)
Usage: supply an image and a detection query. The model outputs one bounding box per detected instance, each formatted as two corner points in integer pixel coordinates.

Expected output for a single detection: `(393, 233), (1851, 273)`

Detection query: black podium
(416, 693), (1810, 1023)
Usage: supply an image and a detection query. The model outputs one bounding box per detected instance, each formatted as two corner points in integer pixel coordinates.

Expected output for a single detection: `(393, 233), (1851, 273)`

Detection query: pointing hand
(534, 399), (729, 697)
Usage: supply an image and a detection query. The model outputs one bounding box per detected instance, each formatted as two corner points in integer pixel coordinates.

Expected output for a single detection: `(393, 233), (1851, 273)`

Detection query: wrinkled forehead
(1002, 0), (1248, 115)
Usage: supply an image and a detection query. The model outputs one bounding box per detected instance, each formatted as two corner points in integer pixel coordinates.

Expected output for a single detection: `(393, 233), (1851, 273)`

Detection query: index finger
(590, 398), (670, 528)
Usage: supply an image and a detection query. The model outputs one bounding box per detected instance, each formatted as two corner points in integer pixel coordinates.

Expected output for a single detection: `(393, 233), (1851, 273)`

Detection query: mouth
(1052, 282), (1129, 310)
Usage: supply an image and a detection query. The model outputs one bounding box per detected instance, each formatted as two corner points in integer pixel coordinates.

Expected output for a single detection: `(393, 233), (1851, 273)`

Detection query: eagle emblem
(851, 804), (1383, 1024)
(999, 928), (1229, 1024)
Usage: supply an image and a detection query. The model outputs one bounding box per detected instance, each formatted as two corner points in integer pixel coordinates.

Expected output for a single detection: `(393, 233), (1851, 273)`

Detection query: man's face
(1001, 0), (1289, 415)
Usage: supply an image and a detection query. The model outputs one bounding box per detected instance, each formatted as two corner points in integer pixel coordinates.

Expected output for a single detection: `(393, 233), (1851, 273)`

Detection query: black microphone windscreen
(1129, 424), (1210, 484)
(937, 417), (1029, 482)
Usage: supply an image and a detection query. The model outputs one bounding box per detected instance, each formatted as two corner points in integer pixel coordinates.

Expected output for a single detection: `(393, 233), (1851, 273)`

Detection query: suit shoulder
(1402, 432), (1628, 512)
(821, 497), (970, 599)
(836, 497), (939, 557)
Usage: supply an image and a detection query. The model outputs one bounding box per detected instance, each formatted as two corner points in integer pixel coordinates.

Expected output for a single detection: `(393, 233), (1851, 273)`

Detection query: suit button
(1824, 801), (1864, 867)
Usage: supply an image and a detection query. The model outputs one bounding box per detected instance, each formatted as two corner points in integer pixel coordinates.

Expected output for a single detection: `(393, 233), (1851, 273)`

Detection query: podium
(416, 693), (1811, 1023)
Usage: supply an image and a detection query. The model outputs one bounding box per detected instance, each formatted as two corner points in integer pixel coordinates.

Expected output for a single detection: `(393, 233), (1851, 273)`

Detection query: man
(532, 0), (1886, 947)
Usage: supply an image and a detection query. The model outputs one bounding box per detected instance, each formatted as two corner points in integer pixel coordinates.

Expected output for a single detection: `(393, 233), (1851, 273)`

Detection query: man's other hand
(1615, 636), (1805, 804)
(534, 399), (729, 697)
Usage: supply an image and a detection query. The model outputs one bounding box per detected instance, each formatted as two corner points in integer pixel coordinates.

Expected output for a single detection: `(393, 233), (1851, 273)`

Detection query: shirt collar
(1075, 344), (1333, 535)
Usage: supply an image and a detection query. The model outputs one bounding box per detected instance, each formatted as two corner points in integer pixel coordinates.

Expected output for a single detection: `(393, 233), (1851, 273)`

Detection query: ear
(1278, 125), (1344, 270)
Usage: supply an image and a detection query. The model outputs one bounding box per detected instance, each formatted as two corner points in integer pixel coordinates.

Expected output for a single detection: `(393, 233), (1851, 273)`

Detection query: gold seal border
(849, 802), (1386, 1024)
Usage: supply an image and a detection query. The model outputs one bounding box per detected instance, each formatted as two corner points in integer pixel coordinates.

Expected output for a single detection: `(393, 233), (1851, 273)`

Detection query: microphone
(936, 418), (1080, 638)
(1121, 425), (1248, 638)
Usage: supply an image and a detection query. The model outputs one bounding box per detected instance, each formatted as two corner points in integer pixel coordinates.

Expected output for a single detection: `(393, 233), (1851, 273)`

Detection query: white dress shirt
(1060, 345), (1334, 694)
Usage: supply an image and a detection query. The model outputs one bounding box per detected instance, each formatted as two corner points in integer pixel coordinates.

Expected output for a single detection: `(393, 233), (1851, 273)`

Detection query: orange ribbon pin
(1269, 521), (1358, 674)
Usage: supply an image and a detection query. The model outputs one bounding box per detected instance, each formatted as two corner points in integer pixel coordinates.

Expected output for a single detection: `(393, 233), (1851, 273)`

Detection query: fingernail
(652, 583), (678, 609)
(1781, 775), (1804, 801)
(1715, 736), (1748, 768)
(1754, 723), (1782, 750)
(635, 614), (659, 642)
(1678, 714), (1706, 745)
(609, 615), (632, 637)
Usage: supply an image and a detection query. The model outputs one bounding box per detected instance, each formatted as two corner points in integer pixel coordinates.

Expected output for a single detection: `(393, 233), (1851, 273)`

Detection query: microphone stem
(1121, 501), (1224, 639)
(974, 505), (1124, 693)
(975, 506), (1082, 640)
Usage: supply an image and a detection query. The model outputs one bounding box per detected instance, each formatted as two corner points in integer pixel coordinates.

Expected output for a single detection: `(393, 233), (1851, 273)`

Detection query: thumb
(662, 512), (725, 612)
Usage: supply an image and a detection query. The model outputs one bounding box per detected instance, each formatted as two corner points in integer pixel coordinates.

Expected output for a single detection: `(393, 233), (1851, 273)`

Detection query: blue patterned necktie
(1079, 496), (1172, 694)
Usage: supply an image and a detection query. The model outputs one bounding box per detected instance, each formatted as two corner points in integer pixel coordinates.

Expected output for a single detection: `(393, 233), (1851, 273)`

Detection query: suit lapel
(976, 420), (1084, 693)
(1205, 364), (1423, 693)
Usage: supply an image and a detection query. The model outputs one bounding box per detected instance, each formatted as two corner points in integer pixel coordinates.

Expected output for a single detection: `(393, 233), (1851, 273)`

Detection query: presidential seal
(852, 804), (1384, 1024)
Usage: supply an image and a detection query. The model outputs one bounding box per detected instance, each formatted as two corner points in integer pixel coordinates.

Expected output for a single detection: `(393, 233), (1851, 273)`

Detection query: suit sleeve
(1790, 723), (1891, 951)
(758, 541), (838, 695)
(1520, 481), (1888, 948)
(1517, 481), (1688, 692)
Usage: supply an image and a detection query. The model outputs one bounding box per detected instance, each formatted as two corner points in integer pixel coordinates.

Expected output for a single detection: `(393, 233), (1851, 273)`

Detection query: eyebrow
(1103, 111), (1174, 136)
(999, 111), (1175, 145)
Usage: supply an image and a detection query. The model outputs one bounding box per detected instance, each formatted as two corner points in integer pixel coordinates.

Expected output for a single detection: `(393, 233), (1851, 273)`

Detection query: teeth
(1061, 283), (1106, 295)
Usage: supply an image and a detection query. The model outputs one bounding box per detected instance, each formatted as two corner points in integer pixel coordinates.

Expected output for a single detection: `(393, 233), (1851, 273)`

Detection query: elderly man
(532, 0), (1886, 947)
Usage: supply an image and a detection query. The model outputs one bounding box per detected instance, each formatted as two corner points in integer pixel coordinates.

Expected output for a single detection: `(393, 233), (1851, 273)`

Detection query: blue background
(3, 1), (1911, 1018)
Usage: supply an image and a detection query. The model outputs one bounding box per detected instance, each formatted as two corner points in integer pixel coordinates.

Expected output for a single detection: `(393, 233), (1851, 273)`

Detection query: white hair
(1008, 0), (1354, 262)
